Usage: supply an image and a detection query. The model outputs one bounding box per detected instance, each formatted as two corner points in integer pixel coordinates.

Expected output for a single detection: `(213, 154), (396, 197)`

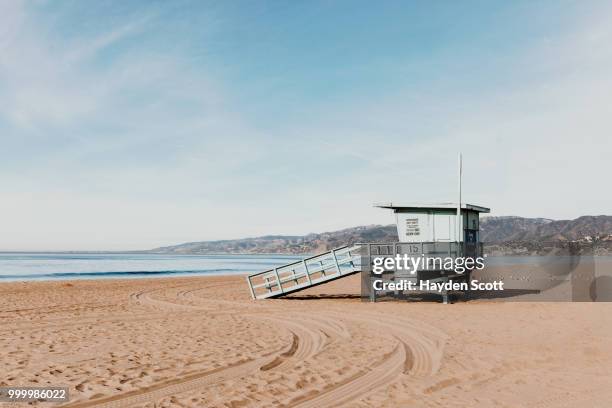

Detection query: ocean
(0, 252), (608, 282)
(0, 252), (303, 281)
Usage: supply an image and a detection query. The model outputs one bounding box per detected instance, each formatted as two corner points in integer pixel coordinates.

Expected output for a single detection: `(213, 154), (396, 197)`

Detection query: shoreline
(0, 272), (251, 284)
(2, 254), (610, 284)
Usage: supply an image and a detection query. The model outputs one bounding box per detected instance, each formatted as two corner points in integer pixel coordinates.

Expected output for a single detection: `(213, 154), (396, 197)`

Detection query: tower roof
(374, 202), (490, 213)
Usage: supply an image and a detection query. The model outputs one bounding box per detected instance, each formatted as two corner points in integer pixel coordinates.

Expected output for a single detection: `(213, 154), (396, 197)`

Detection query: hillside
(479, 217), (554, 242)
(152, 215), (612, 255)
(152, 225), (398, 255)
(480, 215), (612, 242)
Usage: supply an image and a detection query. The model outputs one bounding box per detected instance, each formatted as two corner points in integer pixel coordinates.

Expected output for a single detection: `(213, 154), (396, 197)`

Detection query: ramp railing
(246, 245), (362, 299)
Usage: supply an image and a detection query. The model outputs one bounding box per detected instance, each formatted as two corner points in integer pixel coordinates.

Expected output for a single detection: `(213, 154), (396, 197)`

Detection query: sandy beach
(1, 274), (612, 408)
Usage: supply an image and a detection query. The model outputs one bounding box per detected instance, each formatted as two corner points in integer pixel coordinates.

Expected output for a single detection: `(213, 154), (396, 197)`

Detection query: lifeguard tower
(245, 201), (489, 303)
(363, 202), (489, 303)
(245, 154), (490, 303)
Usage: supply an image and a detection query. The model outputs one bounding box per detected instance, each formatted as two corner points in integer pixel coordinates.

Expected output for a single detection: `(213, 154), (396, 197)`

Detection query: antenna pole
(457, 153), (462, 243)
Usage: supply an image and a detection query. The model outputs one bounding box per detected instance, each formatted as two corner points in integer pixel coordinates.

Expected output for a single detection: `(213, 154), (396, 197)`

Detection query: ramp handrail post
(273, 267), (283, 293)
(331, 249), (342, 275)
(264, 276), (269, 291)
(292, 269), (299, 284)
(264, 275), (272, 292)
(302, 260), (312, 284)
(246, 276), (256, 299)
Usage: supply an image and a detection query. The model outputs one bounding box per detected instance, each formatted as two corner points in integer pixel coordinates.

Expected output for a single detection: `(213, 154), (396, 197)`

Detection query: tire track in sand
(256, 315), (329, 371)
(64, 292), (343, 407)
(129, 284), (251, 314)
(125, 287), (444, 408)
(61, 316), (306, 407)
(61, 352), (281, 408)
(129, 288), (213, 312)
(288, 339), (407, 408)
(282, 310), (447, 407)
(330, 310), (448, 377)
(106, 313), (352, 408)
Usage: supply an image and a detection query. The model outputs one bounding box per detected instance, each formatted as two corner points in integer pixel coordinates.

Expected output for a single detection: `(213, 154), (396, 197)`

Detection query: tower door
(433, 214), (452, 242)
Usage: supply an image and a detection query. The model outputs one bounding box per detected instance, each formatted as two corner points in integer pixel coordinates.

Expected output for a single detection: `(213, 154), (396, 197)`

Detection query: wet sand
(1, 274), (612, 407)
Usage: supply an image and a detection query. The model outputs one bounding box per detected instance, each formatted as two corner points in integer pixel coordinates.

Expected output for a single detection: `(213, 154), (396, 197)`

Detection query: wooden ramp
(246, 245), (361, 299)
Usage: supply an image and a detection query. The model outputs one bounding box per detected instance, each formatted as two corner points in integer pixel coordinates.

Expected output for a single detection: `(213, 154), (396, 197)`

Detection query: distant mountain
(479, 216), (553, 242)
(481, 215), (612, 242)
(151, 216), (612, 255)
(481, 215), (612, 256)
(152, 225), (398, 255)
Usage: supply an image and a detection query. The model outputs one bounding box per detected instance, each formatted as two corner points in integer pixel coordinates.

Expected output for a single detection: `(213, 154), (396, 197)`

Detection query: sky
(1, 0), (611, 251)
